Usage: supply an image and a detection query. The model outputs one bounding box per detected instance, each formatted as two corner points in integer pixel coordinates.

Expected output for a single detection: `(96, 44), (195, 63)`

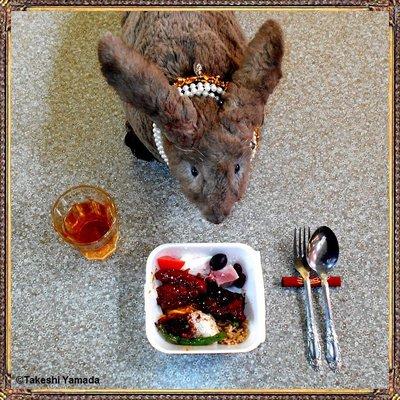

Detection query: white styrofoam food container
(145, 243), (266, 354)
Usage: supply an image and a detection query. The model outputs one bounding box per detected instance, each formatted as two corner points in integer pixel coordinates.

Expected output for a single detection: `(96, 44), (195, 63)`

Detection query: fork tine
(293, 228), (297, 257)
(299, 226), (302, 258)
(305, 226), (312, 269)
(302, 226), (307, 259)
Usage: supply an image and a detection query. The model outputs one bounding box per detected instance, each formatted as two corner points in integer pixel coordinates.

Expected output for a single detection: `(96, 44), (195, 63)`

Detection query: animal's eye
(235, 164), (240, 174)
(191, 166), (199, 177)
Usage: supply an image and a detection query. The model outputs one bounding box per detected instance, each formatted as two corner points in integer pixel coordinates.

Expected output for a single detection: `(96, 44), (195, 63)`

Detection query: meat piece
(155, 268), (207, 294)
(157, 312), (195, 339)
(210, 264), (239, 287)
(200, 296), (246, 322)
(156, 284), (199, 312)
(198, 281), (246, 322)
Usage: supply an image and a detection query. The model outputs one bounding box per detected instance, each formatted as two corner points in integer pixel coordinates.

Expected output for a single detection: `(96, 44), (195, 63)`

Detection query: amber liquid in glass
(62, 199), (117, 259)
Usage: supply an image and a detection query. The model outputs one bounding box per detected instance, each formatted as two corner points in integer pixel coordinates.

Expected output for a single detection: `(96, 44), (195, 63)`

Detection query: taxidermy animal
(98, 11), (284, 224)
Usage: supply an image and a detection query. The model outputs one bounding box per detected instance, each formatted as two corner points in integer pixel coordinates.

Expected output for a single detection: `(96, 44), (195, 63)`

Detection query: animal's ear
(221, 20), (283, 136)
(98, 32), (198, 147)
(233, 20), (284, 102)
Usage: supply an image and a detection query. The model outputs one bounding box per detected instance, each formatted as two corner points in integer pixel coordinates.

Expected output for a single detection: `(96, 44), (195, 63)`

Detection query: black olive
(233, 263), (243, 275)
(210, 253), (228, 270)
(234, 273), (246, 288)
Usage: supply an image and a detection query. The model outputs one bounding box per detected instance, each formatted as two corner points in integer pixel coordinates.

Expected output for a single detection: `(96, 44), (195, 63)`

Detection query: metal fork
(294, 227), (322, 370)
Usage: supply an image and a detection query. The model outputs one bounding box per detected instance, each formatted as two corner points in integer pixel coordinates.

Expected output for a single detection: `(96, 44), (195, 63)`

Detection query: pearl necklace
(152, 66), (259, 167)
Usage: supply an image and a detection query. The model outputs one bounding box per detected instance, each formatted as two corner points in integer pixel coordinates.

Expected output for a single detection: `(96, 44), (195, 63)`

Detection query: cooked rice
(217, 320), (249, 345)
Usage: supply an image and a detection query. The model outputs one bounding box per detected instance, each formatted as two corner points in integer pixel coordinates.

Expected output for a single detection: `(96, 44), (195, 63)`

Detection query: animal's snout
(202, 188), (238, 224)
(204, 205), (232, 225)
(206, 212), (226, 225)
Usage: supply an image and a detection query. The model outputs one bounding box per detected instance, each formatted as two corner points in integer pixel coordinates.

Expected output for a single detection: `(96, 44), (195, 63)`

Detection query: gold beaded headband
(153, 64), (260, 166)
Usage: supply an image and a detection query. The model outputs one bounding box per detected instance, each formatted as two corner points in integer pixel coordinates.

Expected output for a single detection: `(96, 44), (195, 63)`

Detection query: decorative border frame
(0, 1), (398, 399)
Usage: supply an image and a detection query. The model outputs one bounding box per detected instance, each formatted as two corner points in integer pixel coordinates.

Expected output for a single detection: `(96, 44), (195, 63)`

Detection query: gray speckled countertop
(11, 10), (389, 390)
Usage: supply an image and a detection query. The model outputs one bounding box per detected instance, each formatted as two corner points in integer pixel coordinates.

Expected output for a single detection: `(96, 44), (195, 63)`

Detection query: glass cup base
(78, 232), (119, 261)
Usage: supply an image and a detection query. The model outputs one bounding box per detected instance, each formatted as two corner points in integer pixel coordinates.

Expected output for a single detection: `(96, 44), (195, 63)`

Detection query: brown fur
(98, 11), (284, 224)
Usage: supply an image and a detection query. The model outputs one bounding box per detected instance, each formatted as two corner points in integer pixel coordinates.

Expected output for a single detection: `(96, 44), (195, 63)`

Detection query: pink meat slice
(209, 265), (239, 286)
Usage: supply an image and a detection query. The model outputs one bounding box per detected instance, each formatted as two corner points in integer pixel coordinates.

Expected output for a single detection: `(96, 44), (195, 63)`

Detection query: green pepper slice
(158, 325), (226, 346)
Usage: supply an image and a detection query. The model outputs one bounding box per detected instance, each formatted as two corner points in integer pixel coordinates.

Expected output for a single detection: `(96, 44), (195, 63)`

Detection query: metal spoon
(306, 226), (341, 371)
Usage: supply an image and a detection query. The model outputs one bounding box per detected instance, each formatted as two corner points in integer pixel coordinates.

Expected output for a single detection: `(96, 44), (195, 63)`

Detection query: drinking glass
(52, 185), (119, 260)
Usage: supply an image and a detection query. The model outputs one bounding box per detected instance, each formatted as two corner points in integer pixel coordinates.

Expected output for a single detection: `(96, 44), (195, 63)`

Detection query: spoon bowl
(306, 226), (339, 276)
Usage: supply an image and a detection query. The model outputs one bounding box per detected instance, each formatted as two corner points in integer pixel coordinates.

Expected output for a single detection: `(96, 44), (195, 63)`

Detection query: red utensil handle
(281, 276), (341, 288)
